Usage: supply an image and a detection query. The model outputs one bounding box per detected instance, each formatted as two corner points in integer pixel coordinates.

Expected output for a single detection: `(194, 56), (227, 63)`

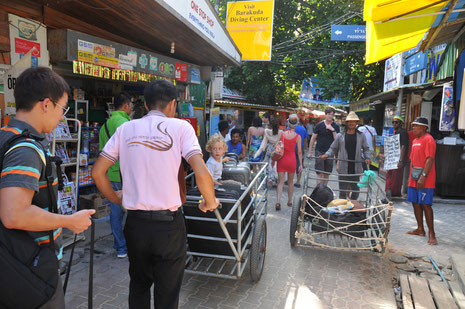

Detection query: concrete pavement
(64, 182), (397, 309)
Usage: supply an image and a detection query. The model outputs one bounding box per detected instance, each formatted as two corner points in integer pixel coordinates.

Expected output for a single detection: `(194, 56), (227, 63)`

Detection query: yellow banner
(226, 0), (274, 61)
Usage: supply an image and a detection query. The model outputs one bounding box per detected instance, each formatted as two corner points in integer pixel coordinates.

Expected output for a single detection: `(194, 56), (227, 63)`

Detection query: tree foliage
(211, 0), (384, 107)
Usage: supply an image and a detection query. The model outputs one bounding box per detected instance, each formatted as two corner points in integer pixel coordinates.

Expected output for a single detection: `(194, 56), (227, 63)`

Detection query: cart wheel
(250, 217), (267, 282)
(290, 195), (302, 247)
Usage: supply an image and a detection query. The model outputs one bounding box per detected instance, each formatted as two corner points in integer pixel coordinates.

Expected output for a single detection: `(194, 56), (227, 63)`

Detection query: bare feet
(428, 233), (438, 245)
(406, 229), (426, 237)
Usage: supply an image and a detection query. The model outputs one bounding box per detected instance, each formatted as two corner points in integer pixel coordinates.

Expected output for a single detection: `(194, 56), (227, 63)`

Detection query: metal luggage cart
(290, 157), (394, 253)
(183, 162), (268, 281)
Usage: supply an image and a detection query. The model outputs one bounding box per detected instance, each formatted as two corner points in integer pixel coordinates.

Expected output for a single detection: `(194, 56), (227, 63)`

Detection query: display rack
(50, 118), (84, 247)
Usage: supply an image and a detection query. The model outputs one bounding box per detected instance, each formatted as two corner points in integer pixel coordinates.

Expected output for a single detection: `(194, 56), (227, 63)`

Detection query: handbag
(271, 133), (284, 161)
(411, 166), (423, 180)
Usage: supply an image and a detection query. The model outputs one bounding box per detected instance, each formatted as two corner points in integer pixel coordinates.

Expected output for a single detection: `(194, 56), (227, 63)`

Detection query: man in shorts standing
(406, 117), (437, 245)
(307, 107), (340, 184)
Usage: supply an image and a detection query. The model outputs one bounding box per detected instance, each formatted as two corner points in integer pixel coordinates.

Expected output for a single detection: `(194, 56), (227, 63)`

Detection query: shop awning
(214, 99), (276, 110)
(28, 0), (241, 66)
(364, 0), (465, 64)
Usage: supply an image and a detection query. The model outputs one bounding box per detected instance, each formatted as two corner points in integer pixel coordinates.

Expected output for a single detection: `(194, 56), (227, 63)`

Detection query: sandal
(275, 203), (281, 211)
(287, 202), (292, 207)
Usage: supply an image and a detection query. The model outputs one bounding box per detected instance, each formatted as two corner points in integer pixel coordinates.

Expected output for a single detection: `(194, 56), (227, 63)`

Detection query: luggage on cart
(184, 187), (253, 255)
(222, 162), (250, 185)
(311, 200), (368, 237)
(305, 184), (334, 218)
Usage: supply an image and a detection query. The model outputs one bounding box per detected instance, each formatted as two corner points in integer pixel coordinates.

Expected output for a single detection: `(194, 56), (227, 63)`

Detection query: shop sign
(67, 30), (195, 81)
(404, 50), (427, 76)
(226, 0), (275, 61)
(77, 39), (118, 68)
(190, 67), (201, 84)
(72, 61), (175, 84)
(118, 54), (135, 70)
(426, 44), (447, 82)
(175, 62), (187, 81)
(161, 0), (241, 63)
(383, 53), (403, 92)
(350, 99), (370, 112)
(149, 56), (158, 71)
(9, 14), (48, 66)
(159, 62), (174, 75)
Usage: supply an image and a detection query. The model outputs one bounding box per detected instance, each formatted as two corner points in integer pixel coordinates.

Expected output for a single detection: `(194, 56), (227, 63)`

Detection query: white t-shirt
(358, 125), (377, 151)
(206, 156), (223, 180)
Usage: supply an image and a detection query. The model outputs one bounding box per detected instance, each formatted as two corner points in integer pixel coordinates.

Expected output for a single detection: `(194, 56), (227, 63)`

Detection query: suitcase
(183, 187), (253, 256)
(222, 162), (251, 185)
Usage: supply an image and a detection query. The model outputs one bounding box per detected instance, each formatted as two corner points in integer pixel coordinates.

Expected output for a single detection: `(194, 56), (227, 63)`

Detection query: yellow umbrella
(364, 0), (450, 64)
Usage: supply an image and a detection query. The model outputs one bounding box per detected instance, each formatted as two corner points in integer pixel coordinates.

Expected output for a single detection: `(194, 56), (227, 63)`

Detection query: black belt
(128, 208), (182, 222)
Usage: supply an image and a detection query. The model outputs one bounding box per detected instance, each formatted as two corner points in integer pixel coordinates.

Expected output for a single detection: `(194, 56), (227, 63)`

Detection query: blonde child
(206, 133), (229, 185)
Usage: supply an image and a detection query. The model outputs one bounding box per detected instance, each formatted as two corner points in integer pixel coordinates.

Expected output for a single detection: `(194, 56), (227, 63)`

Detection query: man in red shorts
(406, 117), (437, 245)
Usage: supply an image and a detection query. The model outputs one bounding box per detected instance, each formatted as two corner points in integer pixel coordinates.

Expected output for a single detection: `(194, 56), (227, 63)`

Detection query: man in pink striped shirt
(93, 79), (218, 309)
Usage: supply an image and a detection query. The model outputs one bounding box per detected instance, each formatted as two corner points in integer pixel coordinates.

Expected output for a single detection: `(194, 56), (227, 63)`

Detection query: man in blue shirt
(226, 128), (246, 160)
(294, 119), (309, 187)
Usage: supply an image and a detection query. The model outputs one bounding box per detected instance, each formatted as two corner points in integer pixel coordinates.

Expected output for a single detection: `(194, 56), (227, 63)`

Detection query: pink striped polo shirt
(101, 110), (202, 211)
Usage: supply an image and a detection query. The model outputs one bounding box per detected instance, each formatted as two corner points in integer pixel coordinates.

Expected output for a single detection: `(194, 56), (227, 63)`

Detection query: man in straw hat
(406, 117), (437, 245)
(320, 111), (371, 200)
(385, 115), (409, 200)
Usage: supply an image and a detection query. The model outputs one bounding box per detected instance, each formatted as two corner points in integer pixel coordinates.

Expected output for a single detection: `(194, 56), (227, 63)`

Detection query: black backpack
(0, 129), (63, 309)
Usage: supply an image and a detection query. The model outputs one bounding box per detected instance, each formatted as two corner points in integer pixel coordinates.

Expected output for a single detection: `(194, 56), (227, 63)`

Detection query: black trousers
(124, 211), (186, 309)
(338, 175), (361, 200)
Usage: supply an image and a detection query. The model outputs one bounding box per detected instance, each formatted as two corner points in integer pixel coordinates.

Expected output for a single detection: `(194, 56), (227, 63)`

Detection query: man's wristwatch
(421, 172), (427, 177)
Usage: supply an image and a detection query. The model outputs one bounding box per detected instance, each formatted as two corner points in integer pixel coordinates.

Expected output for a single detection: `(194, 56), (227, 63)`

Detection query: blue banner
(331, 25), (366, 41)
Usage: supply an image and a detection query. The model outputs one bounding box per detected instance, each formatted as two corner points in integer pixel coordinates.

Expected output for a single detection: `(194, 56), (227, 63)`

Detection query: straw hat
(345, 111), (360, 122)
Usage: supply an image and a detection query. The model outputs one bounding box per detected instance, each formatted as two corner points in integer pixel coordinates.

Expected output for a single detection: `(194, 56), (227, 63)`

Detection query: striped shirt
(0, 119), (62, 259)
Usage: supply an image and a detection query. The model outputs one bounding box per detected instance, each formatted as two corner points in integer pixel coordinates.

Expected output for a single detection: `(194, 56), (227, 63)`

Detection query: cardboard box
(79, 193), (111, 219)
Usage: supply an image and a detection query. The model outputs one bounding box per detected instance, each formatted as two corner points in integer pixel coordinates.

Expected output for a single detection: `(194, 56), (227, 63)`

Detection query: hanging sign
(331, 25), (366, 41)
(226, 0), (275, 61)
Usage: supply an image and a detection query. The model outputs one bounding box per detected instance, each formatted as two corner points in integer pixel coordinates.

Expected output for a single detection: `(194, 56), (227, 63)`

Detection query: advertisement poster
(226, 0), (275, 61)
(299, 77), (347, 105)
(8, 14), (48, 66)
(3, 50), (33, 115)
(383, 53), (403, 92)
(78, 39), (119, 68)
(175, 62), (187, 81)
(209, 107), (220, 137)
(383, 134), (400, 170)
(439, 83), (456, 131)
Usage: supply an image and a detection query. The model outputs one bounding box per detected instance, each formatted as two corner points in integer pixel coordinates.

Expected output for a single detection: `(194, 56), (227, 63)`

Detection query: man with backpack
(0, 67), (94, 308)
(99, 92), (132, 258)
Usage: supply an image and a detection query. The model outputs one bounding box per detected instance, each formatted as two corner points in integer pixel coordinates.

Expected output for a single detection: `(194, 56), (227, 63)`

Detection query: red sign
(15, 38), (41, 57)
(175, 62), (187, 82)
(177, 117), (198, 135)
